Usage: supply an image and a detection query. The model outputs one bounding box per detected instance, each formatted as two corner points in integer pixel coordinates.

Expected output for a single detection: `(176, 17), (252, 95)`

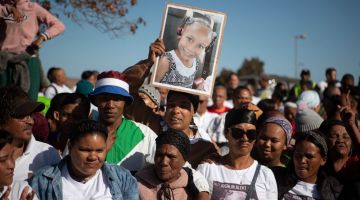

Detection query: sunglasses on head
(229, 127), (257, 141)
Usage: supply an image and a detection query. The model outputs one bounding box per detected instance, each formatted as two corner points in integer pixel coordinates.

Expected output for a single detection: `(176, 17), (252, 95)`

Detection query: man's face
(165, 94), (194, 131)
(55, 69), (67, 85)
(0, 143), (15, 186)
(233, 89), (252, 109)
(177, 22), (211, 62)
(228, 75), (239, 89)
(212, 88), (227, 108)
(1, 115), (34, 142)
(95, 93), (126, 125)
(57, 103), (89, 134)
(87, 75), (97, 86)
(327, 71), (336, 82)
(301, 74), (310, 81)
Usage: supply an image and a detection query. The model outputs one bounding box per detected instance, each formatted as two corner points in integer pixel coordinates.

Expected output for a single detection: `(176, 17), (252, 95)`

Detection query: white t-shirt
(193, 111), (219, 132)
(207, 113), (227, 143)
(14, 135), (61, 181)
(0, 181), (38, 200)
(183, 161), (210, 193)
(170, 50), (196, 77)
(44, 82), (74, 99)
(283, 181), (320, 200)
(61, 163), (112, 200)
(197, 160), (278, 200)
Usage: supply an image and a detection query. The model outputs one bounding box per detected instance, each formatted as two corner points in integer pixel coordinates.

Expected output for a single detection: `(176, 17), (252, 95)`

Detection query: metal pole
(294, 36), (298, 78)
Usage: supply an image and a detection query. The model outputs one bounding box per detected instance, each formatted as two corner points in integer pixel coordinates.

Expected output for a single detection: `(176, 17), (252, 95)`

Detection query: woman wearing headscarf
(135, 129), (208, 200)
(281, 131), (342, 200)
(28, 120), (139, 200)
(255, 116), (293, 168)
(197, 109), (277, 199)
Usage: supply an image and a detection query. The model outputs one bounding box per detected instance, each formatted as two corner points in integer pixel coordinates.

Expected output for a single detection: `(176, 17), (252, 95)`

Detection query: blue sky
(40, 0), (360, 83)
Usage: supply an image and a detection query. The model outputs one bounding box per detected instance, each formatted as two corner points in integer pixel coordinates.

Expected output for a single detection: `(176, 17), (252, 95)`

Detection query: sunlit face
(165, 94), (194, 131)
(138, 92), (157, 110)
(256, 123), (287, 165)
(87, 75), (97, 86)
(154, 144), (185, 183)
(0, 143), (15, 186)
(1, 115), (34, 142)
(95, 94), (126, 125)
(233, 89), (252, 109)
(212, 87), (227, 109)
(327, 125), (352, 157)
(55, 69), (67, 85)
(293, 140), (326, 184)
(226, 123), (256, 157)
(69, 133), (107, 179)
(176, 22), (212, 63)
(197, 96), (209, 114)
(228, 75), (239, 89)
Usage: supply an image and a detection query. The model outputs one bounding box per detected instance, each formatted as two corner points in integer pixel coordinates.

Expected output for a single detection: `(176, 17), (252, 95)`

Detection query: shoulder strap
(245, 163), (261, 200)
(48, 85), (58, 95)
(183, 167), (199, 199)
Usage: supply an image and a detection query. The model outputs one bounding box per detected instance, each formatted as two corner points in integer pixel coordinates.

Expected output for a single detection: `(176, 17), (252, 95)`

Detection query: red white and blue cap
(89, 71), (133, 104)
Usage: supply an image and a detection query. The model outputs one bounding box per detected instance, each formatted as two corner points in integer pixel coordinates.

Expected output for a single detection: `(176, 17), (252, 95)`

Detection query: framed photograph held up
(151, 3), (226, 97)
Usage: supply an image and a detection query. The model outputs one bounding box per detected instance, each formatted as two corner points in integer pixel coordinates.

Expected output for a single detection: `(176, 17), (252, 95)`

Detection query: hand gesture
(148, 38), (165, 64)
(339, 91), (356, 126)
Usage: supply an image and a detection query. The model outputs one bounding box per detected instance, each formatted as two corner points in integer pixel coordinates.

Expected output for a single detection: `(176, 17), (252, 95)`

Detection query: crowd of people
(1, 1), (360, 200)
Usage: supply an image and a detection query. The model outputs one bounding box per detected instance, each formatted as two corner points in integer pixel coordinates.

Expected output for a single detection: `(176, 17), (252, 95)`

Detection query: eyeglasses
(229, 127), (257, 141)
(166, 101), (192, 111)
(13, 114), (34, 122)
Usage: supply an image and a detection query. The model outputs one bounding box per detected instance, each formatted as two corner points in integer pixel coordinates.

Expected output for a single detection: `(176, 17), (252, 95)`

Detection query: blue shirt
(28, 156), (139, 200)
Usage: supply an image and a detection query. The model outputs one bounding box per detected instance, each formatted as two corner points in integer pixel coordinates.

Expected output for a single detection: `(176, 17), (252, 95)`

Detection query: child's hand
(194, 77), (204, 90)
(148, 38), (165, 64)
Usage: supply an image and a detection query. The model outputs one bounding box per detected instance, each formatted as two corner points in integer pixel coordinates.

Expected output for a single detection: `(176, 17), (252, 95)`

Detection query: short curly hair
(0, 86), (29, 125)
(68, 120), (108, 144)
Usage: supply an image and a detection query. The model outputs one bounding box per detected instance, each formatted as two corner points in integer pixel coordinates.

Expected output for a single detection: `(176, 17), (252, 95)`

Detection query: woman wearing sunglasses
(197, 108), (277, 199)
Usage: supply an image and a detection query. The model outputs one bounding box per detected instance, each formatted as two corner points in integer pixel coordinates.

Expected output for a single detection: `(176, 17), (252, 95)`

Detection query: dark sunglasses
(229, 128), (257, 141)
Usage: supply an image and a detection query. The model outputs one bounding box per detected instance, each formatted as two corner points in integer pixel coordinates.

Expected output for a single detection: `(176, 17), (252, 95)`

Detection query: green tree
(35, 0), (145, 37)
(237, 57), (264, 76)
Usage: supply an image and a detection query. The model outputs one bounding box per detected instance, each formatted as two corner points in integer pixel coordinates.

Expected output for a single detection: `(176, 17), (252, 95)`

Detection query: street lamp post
(294, 34), (306, 78)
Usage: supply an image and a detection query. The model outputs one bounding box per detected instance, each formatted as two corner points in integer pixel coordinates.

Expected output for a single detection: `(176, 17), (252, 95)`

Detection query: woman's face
(0, 143), (15, 186)
(69, 133), (107, 179)
(256, 123), (286, 165)
(327, 125), (352, 157)
(226, 123), (256, 157)
(293, 140), (326, 184)
(138, 92), (157, 110)
(154, 144), (185, 183)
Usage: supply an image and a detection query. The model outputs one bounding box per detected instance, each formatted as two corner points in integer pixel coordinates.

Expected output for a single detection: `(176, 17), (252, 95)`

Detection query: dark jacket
(271, 166), (343, 200)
